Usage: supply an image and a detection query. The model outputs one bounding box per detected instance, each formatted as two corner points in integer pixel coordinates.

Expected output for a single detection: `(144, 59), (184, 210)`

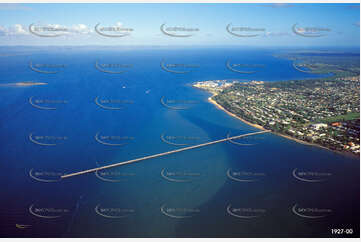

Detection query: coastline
(207, 93), (357, 158)
(208, 95), (266, 131)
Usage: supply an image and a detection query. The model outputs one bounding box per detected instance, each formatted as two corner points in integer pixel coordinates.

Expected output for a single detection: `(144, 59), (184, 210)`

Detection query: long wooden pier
(61, 130), (270, 179)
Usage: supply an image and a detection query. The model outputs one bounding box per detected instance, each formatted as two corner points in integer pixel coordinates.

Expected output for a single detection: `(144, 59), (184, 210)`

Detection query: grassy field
(319, 112), (360, 123)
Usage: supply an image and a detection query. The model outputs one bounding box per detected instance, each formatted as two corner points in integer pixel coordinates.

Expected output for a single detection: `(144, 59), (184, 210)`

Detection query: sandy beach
(0, 82), (48, 87)
(15, 82), (48, 86)
(207, 94), (348, 154)
(208, 96), (266, 131)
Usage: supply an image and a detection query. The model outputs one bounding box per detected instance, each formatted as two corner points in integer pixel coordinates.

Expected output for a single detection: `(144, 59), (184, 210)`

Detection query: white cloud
(28, 23), (93, 36)
(264, 31), (290, 37)
(0, 26), (7, 36)
(69, 24), (92, 34)
(0, 24), (29, 36)
(0, 23), (93, 37)
(12, 24), (28, 35)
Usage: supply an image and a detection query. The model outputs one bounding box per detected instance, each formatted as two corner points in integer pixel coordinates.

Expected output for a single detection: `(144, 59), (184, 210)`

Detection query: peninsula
(193, 78), (360, 156)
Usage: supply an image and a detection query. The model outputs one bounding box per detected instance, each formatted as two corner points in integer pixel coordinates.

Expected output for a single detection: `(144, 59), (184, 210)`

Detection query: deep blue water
(0, 47), (359, 237)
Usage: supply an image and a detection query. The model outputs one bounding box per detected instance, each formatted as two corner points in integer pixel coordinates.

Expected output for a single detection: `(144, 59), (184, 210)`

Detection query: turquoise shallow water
(0, 47), (359, 237)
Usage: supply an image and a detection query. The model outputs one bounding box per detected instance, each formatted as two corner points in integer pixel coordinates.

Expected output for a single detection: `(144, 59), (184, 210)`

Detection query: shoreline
(208, 95), (266, 131)
(207, 93), (358, 158)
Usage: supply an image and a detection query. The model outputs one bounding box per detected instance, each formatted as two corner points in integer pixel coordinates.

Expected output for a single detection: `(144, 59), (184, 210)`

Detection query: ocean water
(0, 47), (359, 238)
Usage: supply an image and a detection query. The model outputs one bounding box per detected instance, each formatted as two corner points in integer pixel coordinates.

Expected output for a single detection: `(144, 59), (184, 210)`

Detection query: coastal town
(193, 77), (360, 155)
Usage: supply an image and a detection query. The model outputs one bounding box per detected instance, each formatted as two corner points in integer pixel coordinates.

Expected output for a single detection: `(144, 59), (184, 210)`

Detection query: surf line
(61, 130), (270, 179)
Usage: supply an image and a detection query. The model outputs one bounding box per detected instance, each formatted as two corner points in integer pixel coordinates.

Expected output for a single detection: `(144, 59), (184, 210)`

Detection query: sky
(0, 3), (359, 47)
